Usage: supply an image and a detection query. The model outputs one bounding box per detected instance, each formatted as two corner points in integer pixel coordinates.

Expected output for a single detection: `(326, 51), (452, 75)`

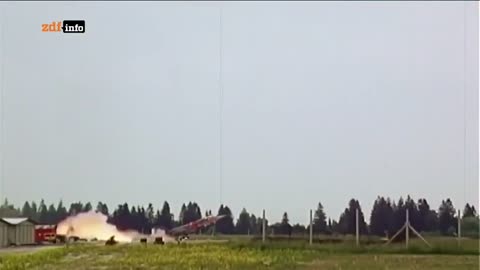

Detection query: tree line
(0, 196), (478, 237)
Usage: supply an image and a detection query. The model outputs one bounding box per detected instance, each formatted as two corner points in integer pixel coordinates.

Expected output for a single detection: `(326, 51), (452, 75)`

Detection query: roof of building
(1, 217), (37, 225)
(35, 224), (56, 229)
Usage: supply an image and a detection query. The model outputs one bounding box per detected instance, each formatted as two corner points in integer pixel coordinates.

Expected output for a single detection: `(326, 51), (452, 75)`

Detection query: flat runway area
(184, 239), (228, 244)
(0, 244), (62, 255)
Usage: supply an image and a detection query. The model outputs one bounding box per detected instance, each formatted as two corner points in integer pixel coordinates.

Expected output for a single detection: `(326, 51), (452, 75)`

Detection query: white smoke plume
(151, 228), (176, 243)
(56, 211), (140, 242)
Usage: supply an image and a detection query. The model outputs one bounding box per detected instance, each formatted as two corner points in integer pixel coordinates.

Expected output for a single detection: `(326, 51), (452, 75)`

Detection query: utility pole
(262, 209), (266, 243)
(405, 209), (409, 249)
(309, 209), (313, 246)
(385, 208), (430, 248)
(457, 209), (462, 247)
(355, 208), (359, 246)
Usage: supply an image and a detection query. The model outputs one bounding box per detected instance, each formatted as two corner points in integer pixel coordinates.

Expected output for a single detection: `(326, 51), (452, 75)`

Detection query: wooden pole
(309, 209), (313, 245)
(262, 209), (266, 243)
(384, 223), (406, 246)
(405, 209), (409, 249)
(66, 224), (73, 248)
(387, 222), (430, 248)
(355, 208), (359, 246)
(409, 224), (431, 247)
(457, 209), (461, 247)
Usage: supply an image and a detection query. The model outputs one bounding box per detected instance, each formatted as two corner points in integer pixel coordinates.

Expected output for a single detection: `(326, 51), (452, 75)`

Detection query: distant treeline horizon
(0, 196), (478, 238)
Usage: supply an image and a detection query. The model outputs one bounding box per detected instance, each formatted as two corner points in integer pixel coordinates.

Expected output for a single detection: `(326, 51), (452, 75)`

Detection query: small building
(0, 219), (7, 247)
(0, 217), (36, 247)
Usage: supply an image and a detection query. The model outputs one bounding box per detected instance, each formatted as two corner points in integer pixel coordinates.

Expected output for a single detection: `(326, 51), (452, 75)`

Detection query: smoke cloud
(56, 211), (140, 242)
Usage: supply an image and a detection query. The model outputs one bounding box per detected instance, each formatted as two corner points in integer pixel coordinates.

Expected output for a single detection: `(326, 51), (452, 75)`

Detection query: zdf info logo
(42, 20), (85, 33)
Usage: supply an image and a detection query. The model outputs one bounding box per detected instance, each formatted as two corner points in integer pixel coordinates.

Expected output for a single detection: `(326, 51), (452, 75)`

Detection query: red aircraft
(157, 215), (226, 242)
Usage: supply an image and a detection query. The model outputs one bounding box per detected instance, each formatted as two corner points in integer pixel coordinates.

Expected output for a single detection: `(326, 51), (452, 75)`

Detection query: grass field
(0, 237), (478, 270)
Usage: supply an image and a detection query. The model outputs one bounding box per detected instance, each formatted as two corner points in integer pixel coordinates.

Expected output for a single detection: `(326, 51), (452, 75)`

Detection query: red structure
(35, 225), (57, 243)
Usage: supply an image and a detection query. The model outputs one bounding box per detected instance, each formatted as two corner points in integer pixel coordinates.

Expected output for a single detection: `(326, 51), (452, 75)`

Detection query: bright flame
(56, 211), (139, 242)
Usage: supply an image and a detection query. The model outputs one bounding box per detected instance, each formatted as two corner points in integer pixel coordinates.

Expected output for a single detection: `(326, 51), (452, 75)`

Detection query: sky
(0, 2), (478, 224)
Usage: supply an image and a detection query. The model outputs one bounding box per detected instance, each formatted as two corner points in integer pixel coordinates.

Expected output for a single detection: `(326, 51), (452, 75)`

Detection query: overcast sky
(0, 2), (478, 224)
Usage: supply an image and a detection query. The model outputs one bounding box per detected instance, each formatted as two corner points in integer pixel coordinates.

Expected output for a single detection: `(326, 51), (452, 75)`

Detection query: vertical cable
(462, 1), (467, 215)
(0, 4), (6, 205)
(218, 5), (224, 206)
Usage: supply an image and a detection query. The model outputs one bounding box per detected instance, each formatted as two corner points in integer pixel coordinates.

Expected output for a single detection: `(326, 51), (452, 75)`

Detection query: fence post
(405, 209), (409, 249)
(309, 209), (313, 245)
(457, 209), (461, 247)
(262, 209), (266, 243)
(355, 208), (359, 246)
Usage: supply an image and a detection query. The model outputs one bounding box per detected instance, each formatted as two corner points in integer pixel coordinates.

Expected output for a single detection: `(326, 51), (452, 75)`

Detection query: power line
(462, 1), (467, 212)
(218, 5), (224, 206)
(0, 4), (6, 205)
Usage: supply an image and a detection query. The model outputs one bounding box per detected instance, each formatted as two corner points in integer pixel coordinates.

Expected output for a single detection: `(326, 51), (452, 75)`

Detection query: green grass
(0, 237), (478, 270)
(202, 234), (480, 255)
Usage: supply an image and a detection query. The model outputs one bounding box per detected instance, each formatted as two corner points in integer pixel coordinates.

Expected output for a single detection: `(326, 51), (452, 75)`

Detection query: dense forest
(0, 196), (478, 237)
